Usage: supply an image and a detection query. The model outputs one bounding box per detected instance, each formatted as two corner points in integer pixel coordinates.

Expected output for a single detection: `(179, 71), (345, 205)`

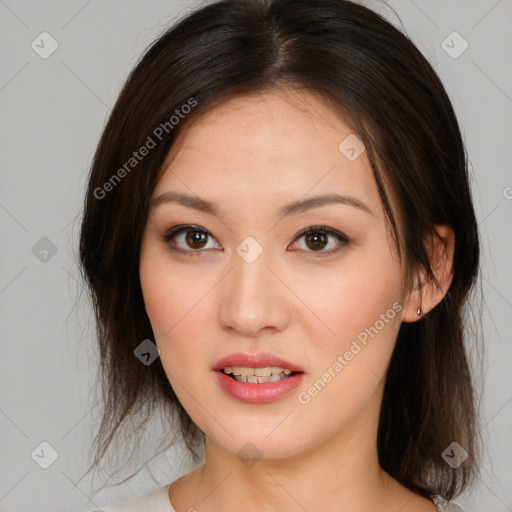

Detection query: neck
(200, 437), (388, 512)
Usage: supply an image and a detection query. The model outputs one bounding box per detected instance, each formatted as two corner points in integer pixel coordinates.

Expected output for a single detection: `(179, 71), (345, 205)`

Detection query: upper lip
(213, 352), (305, 373)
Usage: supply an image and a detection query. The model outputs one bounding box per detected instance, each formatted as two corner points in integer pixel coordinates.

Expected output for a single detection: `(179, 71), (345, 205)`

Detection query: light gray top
(89, 483), (465, 511)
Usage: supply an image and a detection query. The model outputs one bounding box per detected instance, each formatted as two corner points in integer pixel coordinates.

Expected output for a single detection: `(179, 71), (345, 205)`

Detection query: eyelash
(162, 224), (351, 258)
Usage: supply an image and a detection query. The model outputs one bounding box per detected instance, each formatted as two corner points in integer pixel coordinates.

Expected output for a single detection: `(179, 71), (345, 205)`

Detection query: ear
(401, 225), (455, 323)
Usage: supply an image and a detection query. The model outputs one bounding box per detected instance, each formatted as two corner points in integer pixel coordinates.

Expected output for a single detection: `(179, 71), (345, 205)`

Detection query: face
(139, 89), (410, 459)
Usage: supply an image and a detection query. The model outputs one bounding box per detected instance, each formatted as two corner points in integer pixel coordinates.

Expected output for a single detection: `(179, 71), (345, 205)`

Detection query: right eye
(162, 225), (222, 256)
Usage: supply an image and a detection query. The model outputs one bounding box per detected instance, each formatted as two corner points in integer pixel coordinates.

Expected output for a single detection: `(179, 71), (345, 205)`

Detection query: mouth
(212, 352), (305, 403)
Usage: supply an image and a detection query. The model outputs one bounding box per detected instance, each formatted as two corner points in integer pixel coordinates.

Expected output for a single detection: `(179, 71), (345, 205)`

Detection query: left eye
(289, 226), (350, 255)
(162, 224), (350, 256)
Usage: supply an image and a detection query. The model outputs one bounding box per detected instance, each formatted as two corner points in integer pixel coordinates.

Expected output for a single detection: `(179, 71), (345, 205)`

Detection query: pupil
(306, 232), (327, 251)
(186, 230), (207, 249)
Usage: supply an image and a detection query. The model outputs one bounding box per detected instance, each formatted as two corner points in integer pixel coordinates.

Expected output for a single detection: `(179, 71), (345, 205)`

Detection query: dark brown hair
(79, 0), (481, 500)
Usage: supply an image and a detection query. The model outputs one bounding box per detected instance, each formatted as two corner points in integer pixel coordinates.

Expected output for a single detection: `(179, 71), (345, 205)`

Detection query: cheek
(292, 248), (403, 348)
(292, 249), (403, 403)
(139, 247), (218, 381)
(140, 245), (203, 336)
(140, 251), (225, 441)
(291, 294), (402, 445)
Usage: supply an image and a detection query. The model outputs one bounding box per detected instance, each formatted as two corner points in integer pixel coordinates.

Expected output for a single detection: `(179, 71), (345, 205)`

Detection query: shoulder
(86, 483), (174, 512)
(432, 496), (465, 512)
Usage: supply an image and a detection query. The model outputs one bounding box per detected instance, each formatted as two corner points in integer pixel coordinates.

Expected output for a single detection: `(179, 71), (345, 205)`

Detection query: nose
(218, 249), (290, 337)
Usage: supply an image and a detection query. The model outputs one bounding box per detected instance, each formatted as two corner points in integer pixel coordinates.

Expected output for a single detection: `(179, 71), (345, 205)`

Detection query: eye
(162, 225), (221, 255)
(288, 225), (350, 256)
(162, 224), (350, 257)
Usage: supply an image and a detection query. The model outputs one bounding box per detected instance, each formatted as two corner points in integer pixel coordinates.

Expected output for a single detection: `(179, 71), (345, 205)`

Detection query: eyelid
(162, 224), (351, 256)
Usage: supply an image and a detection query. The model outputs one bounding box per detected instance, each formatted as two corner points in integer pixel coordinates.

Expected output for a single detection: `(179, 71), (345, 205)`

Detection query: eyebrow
(151, 191), (375, 218)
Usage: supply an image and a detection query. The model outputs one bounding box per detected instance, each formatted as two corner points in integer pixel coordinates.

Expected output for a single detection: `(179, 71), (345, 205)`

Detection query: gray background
(0, 0), (511, 510)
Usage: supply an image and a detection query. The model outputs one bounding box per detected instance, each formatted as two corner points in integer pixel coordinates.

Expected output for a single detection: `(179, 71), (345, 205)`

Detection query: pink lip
(212, 352), (305, 404)
(212, 352), (305, 373)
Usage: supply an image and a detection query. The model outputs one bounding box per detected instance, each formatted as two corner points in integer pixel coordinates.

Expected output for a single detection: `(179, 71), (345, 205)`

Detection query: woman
(80, 0), (481, 510)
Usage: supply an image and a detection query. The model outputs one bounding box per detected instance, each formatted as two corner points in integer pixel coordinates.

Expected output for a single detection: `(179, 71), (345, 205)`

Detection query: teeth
(221, 366), (296, 383)
(222, 366), (293, 377)
(231, 373), (289, 383)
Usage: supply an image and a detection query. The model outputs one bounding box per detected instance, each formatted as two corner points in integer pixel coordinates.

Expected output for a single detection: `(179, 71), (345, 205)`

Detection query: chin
(201, 415), (320, 462)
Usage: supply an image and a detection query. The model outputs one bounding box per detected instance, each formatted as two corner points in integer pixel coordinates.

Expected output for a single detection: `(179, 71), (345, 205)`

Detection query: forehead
(152, 89), (380, 215)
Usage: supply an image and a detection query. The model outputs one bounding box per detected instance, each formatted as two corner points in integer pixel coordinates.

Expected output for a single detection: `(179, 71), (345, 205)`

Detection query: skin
(139, 88), (455, 512)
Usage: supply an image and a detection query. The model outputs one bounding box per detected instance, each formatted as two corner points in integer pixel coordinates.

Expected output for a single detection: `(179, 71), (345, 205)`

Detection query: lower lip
(214, 370), (305, 404)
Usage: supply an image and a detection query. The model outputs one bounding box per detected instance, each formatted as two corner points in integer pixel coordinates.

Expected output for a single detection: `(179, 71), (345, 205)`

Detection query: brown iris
(186, 230), (208, 249)
(305, 232), (328, 251)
